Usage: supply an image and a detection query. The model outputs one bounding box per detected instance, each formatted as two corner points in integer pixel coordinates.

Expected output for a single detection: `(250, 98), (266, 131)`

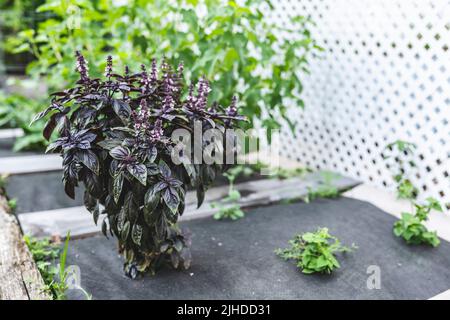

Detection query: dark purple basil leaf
(109, 159), (121, 177)
(83, 190), (97, 213)
(112, 99), (131, 120)
(153, 180), (168, 193)
(50, 91), (68, 97)
(97, 139), (122, 150)
(81, 132), (97, 143)
(84, 94), (104, 100)
(113, 173), (124, 203)
(163, 187), (180, 214)
(111, 126), (135, 134)
(101, 218), (108, 238)
(120, 221), (131, 242)
(45, 138), (66, 153)
(64, 180), (75, 199)
(123, 192), (138, 223)
(196, 184), (205, 208)
(56, 114), (70, 136)
(43, 114), (58, 141)
(162, 114), (175, 121)
(110, 145), (130, 160)
(146, 163), (159, 176)
(119, 85), (131, 91)
(127, 163), (147, 186)
(93, 203), (100, 225)
(148, 146), (157, 163)
(159, 160), (171, 178)
(144, 207), (160, 229)
(84, 171), (102, 197)
(168, 178), (183, 188)
(178, 198), (185, 215)
(31, 106), (53, 125)
(131, 224), (143, 245)
(144, 185), (160, 214)
(182, 162), (197, 184)
(77, 149), (100, 174)
(76, 140), (91, 150)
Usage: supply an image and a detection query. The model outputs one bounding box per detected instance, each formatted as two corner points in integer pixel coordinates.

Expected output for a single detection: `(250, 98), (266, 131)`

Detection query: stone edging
(0, 194), (51, 300)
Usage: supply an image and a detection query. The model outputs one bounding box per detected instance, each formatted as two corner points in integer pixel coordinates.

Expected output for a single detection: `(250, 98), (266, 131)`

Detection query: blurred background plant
(0, 0), (320, 151)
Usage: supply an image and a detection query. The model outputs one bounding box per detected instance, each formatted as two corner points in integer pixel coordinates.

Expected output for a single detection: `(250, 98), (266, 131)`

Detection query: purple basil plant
(33, 52), (245, 277)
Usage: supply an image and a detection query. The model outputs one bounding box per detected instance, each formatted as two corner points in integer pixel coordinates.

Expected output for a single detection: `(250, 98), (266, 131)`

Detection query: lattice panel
(266, 0), (450, 205)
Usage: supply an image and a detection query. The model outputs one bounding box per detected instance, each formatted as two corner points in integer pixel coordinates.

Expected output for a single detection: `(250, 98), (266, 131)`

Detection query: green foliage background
(1, 0), (321, 150)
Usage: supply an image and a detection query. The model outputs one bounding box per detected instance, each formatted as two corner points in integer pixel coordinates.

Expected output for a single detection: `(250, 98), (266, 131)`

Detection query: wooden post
(0, 195), (51, 300)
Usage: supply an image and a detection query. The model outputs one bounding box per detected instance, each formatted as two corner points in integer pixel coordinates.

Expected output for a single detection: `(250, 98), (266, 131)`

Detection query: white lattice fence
(267, 0), (450, 205)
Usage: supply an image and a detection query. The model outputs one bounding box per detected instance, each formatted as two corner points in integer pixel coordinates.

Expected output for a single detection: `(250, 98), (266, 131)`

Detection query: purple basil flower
(177, 62), (184, 78)
(141, 64), (150, 94)
(124, 65), (130, 76)
(226, 96), (238, 117)
(150, 59), (158, 84)
(149, 119), (163, 142)
(162, 70), (176, 112)
(132, 99), (151, 133)
(195, 76), (210, 110)
(75, 51), (89, 82)
(105, 55), (113, 78)
(224, 96), (238, 126)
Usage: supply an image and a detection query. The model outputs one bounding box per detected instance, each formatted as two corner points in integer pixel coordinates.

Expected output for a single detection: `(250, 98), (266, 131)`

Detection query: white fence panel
(268, 0), (450, 205)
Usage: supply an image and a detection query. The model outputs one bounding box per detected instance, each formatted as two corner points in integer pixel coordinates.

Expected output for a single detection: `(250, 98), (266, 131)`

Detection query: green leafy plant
(0, 91), (48, 150)
(275, 228), (356, 274)
(7, 197), (17, 213)
(213, 165), (245, 220)
(272, 166), (310, 180)
(384, 141), (443, 247)
(303, 171), (340, 203)
(393, 197), (442, 247)
(6, 0), (320, 143)
(23, 233), (89, 300)
(0, 174), (8, 193)
(384, 140), (418, 200)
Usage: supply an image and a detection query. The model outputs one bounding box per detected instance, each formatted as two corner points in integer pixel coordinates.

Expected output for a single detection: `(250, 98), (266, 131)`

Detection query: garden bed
(65, 197), (450, 300)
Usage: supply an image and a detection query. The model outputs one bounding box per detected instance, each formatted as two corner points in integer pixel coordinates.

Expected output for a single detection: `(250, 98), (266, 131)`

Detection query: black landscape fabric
(66, 197), (450, 299)
(7, 172), (83, 213)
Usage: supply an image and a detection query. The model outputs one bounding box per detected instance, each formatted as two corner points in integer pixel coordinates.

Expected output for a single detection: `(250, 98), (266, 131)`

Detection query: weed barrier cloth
(66, 198), (450, 300)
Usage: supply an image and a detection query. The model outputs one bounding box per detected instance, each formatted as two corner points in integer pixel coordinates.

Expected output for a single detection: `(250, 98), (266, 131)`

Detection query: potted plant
(33, 52), (244, 277)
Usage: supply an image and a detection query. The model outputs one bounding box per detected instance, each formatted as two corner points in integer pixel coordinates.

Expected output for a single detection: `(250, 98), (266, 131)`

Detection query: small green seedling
(7, 198), (17, 213)
(213, 170), (245, 220)
(0, 174), (8, 189)
(303, 171), (340, 203)
(384, 140), (418, 200)
(393, 197), (442, 247)
(24, 232), (91, 299)
(276, 228), (356, 274)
